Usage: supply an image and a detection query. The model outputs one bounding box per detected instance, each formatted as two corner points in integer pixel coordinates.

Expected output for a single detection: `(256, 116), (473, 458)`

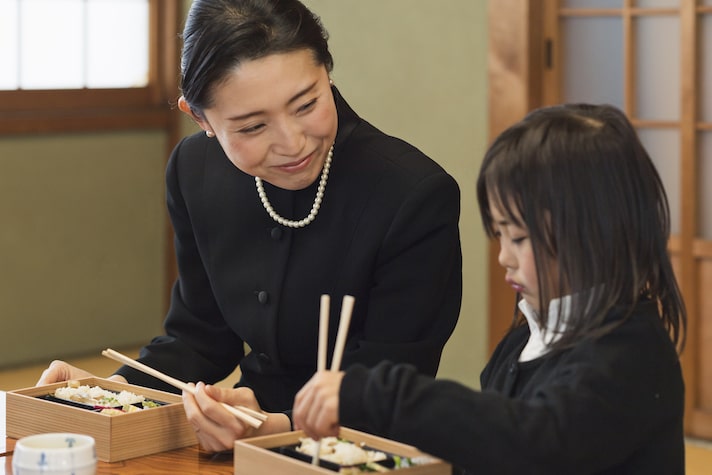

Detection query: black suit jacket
(117, 88), (462, 411)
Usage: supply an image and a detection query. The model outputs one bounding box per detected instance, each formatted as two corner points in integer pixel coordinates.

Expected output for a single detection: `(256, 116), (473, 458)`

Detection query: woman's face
(183, 49), (338, 191)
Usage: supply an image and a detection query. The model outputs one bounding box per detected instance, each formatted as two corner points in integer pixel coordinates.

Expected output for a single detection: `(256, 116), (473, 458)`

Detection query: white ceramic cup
(12, 433), (97, 475)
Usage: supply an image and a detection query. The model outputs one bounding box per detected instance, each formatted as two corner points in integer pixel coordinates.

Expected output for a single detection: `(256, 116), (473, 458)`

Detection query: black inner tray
(270, 443), (399, 472)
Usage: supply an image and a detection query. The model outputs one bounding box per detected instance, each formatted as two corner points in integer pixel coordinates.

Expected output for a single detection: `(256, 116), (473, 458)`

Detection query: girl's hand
(292, 371), (345, 440)
(182, 382), (290, 452)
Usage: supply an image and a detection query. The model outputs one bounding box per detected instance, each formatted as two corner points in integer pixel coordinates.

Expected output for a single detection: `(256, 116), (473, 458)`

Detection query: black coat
(116, 88), (463, 411)
(339, 300), (684, 474)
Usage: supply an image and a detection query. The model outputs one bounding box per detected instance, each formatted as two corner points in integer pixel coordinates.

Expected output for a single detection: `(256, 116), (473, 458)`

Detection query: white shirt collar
(517, 295), (571, 362)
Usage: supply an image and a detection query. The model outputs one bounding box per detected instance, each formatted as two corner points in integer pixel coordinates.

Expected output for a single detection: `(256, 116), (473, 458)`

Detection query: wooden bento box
(234, 427), (451, 474)
(6, 377), (197, 462)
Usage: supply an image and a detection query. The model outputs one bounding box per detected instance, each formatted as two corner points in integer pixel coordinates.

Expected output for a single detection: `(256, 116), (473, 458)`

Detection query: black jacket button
(257, 290), (269, 304)
(270, 227), (283, 240)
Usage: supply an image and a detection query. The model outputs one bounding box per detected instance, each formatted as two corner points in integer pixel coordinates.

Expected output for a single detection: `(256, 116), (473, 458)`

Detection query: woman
(37, 0), (462, 451)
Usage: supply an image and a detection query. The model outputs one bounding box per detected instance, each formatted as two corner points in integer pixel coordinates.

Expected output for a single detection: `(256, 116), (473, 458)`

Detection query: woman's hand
(36, 360), (96, 386)
(292, 371), (345, 440)
(36, 360), (128, 386)
(182, 382), (291, 452)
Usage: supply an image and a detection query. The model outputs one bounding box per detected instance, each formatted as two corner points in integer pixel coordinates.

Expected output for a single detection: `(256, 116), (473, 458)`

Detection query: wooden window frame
(0, 0), (181, 135)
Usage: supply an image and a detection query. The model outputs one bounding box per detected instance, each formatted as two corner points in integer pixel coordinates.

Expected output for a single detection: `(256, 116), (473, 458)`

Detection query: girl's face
(490, 201), (543, 312)
(180, 49), (338, 191)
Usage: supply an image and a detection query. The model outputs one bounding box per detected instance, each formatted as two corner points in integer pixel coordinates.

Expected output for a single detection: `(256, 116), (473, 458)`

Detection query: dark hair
(477, 103), (686, 352)
(180, 0), (334, 117)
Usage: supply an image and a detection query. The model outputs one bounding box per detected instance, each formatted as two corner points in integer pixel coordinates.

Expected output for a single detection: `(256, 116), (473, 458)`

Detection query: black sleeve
(339, 314), (684, 475)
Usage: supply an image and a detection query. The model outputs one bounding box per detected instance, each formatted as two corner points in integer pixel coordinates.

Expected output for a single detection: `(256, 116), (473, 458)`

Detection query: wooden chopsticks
(101, 348), (266, 428)
(312, 294), (355, 465)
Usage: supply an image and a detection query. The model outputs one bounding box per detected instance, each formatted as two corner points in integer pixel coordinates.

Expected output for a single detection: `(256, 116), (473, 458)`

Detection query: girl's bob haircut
(477, 103), (685, 353)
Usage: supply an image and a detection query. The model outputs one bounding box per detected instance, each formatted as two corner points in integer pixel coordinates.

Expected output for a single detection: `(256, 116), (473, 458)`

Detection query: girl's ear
(178, 96), (214, 136)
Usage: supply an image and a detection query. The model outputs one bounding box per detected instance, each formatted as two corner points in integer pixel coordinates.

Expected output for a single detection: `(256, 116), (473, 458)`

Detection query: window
(1, 0), (149, 90)
(0, 0), (181, 134)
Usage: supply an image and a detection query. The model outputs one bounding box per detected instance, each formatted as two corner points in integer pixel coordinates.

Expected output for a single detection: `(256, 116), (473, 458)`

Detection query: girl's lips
(506, 278), (524, 293)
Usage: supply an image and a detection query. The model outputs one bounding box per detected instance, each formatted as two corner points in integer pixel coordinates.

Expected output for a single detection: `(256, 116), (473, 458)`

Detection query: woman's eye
(297, 99), (317, 113)
(239, 123), (265, 134)
(512, 236), (527, 245)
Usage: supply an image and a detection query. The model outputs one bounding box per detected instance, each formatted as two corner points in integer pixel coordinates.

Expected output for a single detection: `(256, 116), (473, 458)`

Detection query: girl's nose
(498, 243), (514, 269)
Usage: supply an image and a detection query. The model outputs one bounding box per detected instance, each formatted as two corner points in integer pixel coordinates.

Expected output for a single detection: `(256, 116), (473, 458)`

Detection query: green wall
(301, 0), (489, 387)
(0, 131), (167, 367)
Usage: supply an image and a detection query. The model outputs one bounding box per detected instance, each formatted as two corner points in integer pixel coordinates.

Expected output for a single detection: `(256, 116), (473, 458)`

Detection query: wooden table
(0, 390), (235, 474)
(2, 438), (234, 474)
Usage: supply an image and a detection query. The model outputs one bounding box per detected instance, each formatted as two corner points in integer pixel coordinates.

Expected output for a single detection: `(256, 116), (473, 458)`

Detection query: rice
(296, 437), (387, 466)
(54, 385), (145, 407)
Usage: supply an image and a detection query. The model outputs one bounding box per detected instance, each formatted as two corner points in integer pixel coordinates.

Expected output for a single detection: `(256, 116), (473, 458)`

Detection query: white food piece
(54, 385), (146, 407)
(296, 437), (387, 466)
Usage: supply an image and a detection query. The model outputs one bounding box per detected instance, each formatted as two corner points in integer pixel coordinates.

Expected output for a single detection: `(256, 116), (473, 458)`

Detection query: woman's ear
(178, 96), (215, 137)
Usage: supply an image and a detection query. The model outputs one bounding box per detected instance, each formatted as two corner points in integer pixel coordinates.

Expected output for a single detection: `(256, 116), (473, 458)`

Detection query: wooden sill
(0, 106), (178, 135)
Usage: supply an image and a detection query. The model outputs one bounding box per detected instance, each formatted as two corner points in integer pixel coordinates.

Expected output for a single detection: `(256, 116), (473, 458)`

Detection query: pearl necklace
(255, 144), (334, 228)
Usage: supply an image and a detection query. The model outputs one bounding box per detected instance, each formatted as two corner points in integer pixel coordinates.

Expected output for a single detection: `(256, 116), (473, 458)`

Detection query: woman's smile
(276, 150), (315, 173)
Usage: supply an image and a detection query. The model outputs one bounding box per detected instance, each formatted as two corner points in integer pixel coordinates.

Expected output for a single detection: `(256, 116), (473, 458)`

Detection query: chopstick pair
(312, 294), (355, 465)
(318, 294), (355, 373)
(101, 348), (266, 429)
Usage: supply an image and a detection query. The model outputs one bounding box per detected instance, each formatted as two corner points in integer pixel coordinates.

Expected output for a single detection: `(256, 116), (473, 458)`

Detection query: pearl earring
(205, 130), (215, 138)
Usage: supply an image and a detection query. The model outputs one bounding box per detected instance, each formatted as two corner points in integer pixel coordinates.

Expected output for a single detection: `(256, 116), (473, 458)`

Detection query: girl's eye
(512, 236), (527, 245)
(297, 98), (317, 113)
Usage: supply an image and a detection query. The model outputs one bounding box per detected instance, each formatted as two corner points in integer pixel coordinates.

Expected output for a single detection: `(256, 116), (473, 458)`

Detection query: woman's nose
(273, 119), (305, 155)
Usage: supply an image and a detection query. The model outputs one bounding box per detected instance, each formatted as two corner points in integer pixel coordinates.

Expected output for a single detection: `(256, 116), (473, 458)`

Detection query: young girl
(293, 103), (687, 474)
